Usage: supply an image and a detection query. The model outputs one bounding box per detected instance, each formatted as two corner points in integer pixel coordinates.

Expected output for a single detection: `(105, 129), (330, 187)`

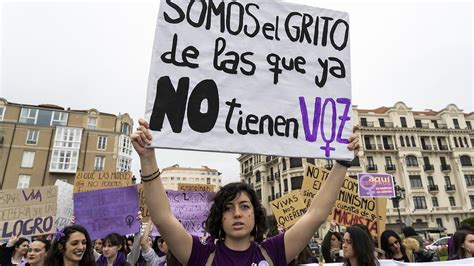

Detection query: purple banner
(357, 173), (395, 198)
(73, 186), (139, 240)
(151, 191), (214, 237)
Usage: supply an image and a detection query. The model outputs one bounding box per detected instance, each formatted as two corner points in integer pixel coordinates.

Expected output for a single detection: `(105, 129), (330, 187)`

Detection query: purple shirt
(188, 233), (289, 266)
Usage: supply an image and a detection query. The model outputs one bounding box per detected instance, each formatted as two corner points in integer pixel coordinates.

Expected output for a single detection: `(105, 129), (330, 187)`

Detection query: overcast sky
(1, 0), (472, 184)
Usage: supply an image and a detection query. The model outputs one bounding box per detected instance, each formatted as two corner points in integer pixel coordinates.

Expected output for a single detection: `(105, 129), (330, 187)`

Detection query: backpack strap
(205, 250), (216, 266)
(259, 246), (274, 266)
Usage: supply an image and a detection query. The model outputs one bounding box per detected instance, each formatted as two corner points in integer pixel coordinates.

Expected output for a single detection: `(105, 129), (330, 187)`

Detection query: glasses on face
(389, 240), (400, 248)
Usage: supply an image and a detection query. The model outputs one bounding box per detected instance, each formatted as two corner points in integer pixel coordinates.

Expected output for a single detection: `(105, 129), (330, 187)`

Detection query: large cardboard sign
(166, 190), (214, 236)
(73, 171), (132, 193)
(178, 183), (216, 192)
(55, 180), (74, 228)
(73, 186), (140, 240)
(357, 173), (395, 198)
(146, 0), (353, 159)
(301, 164), (386, 237)
(270, 190), (307, 229)
(0, 186), (57, 239)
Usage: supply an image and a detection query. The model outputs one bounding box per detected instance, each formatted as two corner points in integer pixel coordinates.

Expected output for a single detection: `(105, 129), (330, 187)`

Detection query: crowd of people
(1, 120), (473, 266)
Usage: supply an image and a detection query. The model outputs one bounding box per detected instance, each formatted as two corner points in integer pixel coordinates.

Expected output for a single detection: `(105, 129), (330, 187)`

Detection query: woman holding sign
(132, 119), (359, 265)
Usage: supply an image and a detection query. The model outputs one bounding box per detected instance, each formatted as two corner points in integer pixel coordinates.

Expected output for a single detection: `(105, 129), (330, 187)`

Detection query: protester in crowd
(96, 233), (131, 266)
(295, 244), (319, 264)
(321, 220), (344, 263)
(44, 224), (97, 266)
(352, 223), (385, 259)
(449, 229), (474, 260)
(342, 226), (379, 266)
(93, 239), (103, 254)
(380, 229), (409, 262)
(0, 235), (30, 266)
(140, 221), (167, 265)
(132, 119), (359, 265)
(402, 226), (423, 248)
(448, 224), (474, 257)
(402, 230), (439, 262)
(25, 239), (51, 266)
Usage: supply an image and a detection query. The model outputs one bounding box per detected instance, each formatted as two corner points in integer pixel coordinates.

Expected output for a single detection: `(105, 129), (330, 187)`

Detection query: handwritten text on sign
(270, 190), (307, 229)
(146, 0), (352, 159)
(55, 180), (74, 229)
(0, 186), (57, 240)
(73, 171), (132, 193)
(301, 164), (386, 237)
(74, 186), (140, 240)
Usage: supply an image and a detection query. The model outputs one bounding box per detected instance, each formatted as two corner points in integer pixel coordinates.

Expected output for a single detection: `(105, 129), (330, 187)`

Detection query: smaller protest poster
(137, 184), (149, 218)
(0, 185), (57, 240)
(55, 180), (74, 228)
(73, 171), (132, 193)
(357, 173), (395, 198)
(177, 183), (215, 192)
(73, 186), (139, 240)
(270, 190), (307, 229)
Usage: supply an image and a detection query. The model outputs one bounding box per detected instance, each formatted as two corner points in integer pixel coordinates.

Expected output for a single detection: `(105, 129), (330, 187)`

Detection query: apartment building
(0, 98), (134, 189)
(239, 102), (474, 235)
(160, 164), (222, 191)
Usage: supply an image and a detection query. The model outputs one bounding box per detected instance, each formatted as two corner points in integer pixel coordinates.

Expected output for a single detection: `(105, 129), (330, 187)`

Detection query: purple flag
(73, 186), (139, 240)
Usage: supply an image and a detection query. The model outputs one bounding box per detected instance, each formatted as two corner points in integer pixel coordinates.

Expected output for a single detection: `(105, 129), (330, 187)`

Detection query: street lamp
(391, 177), (406, 233)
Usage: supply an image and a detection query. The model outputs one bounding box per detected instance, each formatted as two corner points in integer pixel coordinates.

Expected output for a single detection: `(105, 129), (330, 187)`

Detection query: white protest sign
(146, 0), (352, 159)
(55, 180), (74, 228)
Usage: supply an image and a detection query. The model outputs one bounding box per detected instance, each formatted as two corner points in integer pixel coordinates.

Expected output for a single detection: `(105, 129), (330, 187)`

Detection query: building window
(449, 196), (456, 207)
(431, 197), (439, 207)
(400, 136), (405, 147)
(409, 175), (423, 188)
(453, 118), (460, 129)
(88, 117), (97, 129)
(411, 136), (416, 147)
(284, 179), (288, 192)
(405, 136), (411, 147)
(427, 176), (435, 186)
(444, 176), (452, 186)
(116, 156), (131, 172)
(415, 119), (422, 128)
(119, 135), (133, 156)
(454, 137), (459, 148)
(467, 121), (472, 129)
(97, 136), (108, 150)
(379, 118), (385, 127)
(51, 111), (68, 126)
(413, 196), (427, 209)
(289, 158), (302, 168)
(385, 156), (393, 166)
(17, 175), (31, 188)
(454, 217), (461, 230)
(406, 155), (418, 166)
(94, 156), (105, 170)
(0, 106), (5, 121)
(465, 175), (474, 187)
(121, 122), (131, 135)
(26, 129), (39, 145)
(306, 158), (315, 165)
(400, 117), (407, 127)
(51, 150), (79, 172)
(255, 171), (261, 183)
(21, 151), (35, 168)
(291, 176), (303, 190)
(19, 108), (38, 124)
(282, 158), (286, 171)
(460, 155), (472, 166)
(432, 120), (439, 128)
(436, 218), (443, 228)
(360, 118), (367, 127)
(470, 195), (474, 208)
(351, 156), (360, 167)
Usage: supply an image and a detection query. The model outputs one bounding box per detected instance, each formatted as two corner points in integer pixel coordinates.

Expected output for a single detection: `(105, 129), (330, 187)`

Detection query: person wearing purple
(132, 119), (359, 265)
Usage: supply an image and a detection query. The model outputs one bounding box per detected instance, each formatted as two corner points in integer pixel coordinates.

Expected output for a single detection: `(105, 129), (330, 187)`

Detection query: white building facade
(160, 164), (222, 192)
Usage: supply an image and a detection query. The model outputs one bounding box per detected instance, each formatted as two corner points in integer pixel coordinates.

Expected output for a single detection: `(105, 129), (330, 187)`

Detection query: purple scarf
(97, 251), (127, 266)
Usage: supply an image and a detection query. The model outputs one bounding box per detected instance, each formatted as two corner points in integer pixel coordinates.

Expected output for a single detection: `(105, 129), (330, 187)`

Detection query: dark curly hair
(204, 182), (267, 242)
(44, 224), (97, 266)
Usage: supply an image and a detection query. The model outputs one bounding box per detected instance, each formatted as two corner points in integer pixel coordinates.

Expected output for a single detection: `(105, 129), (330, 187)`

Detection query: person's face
(158, 239), (169, 254)
(102, 241), (120, 259)
(127, 240), (133, 252)
(463, 234), (474, 257)
(94, 239), (103, 254)
(63, 232), (87, 263)
(16, 241), (29, 256)
(221, 191), (255, 240)
(331, 234), (342, 248)
(27, 241), (46, 264)
(387, 236), (401, 253)
(342, 232), (353, 259)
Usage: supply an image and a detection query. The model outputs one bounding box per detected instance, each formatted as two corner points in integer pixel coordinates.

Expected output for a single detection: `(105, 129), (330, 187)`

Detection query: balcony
(422, 145), (432, 150)
(439, 145), (449, 151)
(267, 195), (275, 201)
(383, 144), (395, 150)
(274, 172), (281, 181)
(423, 164), (434, 172)
(275, 192), (281, 199)
(267, 175), (275, 184)
(441, 164), (451, 172)
(366, 164), (378, 172)
(445, 184), (456, 193)
(428, 185), (439, 193)
(365, 144), (376, 150)
(385, 164), (396, 172)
